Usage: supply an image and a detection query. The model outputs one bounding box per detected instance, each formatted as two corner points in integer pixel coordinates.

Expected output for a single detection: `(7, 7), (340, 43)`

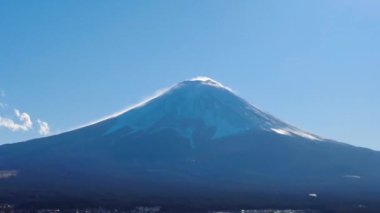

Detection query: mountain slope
(0, 77), (379, 212)
(103, 77), (322, 141)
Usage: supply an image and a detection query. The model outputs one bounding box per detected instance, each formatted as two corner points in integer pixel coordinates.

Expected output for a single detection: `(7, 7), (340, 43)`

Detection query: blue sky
(0, 0), (379, 150)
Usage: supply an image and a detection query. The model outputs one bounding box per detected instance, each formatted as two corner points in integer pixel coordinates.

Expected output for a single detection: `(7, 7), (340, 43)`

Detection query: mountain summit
(0, 77), (380, 212)
(103, 77), (321, 142)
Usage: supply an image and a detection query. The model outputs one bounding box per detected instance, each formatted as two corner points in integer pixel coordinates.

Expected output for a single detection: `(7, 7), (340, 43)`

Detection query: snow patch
(271, 128), (291, 136)
(271, 128), (323, 141)
(190, 76), (233, 92)
(308, 193), (318, 198)
(343, 175), (361, 179)
(0, 170), (17, 179)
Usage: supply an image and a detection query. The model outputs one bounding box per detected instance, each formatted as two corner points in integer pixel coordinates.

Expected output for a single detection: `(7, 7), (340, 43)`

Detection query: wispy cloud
(72, 86), (172, 131)
(0, 117), (27, 131)
(0, 109), (33, 132)
(0, 89), (50, 137)
(37, 119), (50, 136)
(15, 109), (33, 129)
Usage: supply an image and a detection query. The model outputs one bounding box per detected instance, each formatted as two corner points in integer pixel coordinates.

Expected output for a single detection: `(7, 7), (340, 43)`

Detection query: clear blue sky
(0, 0), (379, 150)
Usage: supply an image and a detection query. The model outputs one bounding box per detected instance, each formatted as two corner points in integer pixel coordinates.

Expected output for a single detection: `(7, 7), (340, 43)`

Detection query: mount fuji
(104, 77), (322, 142)
(0, 77), (380, 212)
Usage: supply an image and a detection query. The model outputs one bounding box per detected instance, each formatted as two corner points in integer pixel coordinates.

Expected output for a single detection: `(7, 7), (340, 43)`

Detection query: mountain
(0, 77), (380, 212)
(104, 77), (322, 142)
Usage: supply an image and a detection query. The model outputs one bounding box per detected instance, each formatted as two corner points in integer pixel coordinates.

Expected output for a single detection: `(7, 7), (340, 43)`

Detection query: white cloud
(0, 109), (33, 132)
(0, 90), (50, 138)
(15, 109), (33, 129)
(0, 117), (27, 131)
(37, 119), (50, 136)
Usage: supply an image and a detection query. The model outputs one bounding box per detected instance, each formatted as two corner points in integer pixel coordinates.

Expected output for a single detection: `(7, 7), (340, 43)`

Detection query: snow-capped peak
(102, 77), (324, 142)
(188, 76), (232, 91)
